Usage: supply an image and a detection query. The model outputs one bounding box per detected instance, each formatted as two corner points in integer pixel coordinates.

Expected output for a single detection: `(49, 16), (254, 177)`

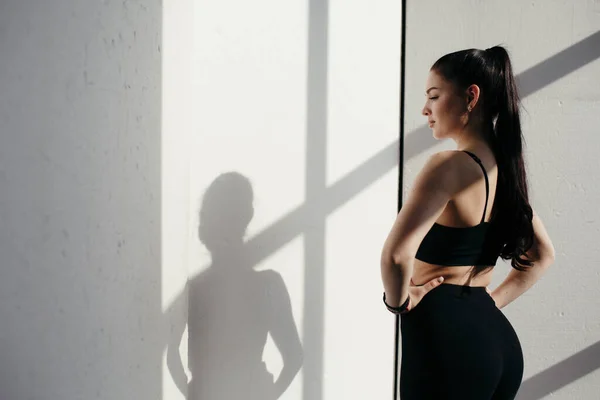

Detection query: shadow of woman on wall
(166, 172), (303, 399)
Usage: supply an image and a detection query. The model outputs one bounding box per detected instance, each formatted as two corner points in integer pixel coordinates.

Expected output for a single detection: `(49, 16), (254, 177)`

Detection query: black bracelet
(383, 292), (411, 314)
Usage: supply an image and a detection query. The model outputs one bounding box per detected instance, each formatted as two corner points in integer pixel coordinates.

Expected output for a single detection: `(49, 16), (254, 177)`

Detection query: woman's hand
(485, 286), (499, 308)
(407, 276), (445, 310)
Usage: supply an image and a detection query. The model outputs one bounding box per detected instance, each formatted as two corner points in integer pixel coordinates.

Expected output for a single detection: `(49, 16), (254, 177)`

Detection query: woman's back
(412, 147), (499, 287)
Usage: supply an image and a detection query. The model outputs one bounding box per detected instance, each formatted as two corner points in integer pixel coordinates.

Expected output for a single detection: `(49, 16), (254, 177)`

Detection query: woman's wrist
(383, 292), (412, 314)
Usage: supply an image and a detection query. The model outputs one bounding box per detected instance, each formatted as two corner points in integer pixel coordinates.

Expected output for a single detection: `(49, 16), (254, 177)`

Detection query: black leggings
(400, 283), (524, 400)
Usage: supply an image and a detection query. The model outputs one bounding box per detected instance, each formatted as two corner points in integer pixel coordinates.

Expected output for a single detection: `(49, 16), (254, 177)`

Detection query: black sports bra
(414, 151), (502, 266)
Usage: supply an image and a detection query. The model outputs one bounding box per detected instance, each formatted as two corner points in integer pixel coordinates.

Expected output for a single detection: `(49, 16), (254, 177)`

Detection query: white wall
(161, 0), (401, 399)
(162, 0), (193, 399)
(404, 1), (600, 399)
(0, 0), (401, 398)
(0, 0), (162, 399)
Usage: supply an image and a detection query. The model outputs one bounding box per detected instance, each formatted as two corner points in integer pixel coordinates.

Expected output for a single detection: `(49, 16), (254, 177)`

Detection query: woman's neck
(454, 120), (494, 152)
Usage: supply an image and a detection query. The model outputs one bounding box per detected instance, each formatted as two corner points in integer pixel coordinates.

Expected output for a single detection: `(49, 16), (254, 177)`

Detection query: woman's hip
(400, 283), (522, 361)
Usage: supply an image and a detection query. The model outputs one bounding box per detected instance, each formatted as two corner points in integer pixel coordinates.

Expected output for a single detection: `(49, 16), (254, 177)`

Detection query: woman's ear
(466, 84), (481, 109)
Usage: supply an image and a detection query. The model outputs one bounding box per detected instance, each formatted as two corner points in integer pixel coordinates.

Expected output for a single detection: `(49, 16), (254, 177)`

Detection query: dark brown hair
(431, 46), (534, 272)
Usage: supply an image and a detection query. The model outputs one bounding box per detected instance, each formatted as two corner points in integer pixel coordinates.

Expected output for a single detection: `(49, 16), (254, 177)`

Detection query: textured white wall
(0, 0), (162, 399)
(405, 1), (600, 399)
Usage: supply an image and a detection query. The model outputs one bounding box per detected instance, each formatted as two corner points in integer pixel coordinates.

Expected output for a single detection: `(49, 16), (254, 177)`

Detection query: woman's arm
(380, 151), (462, 307)
(491, 210), (555, 309)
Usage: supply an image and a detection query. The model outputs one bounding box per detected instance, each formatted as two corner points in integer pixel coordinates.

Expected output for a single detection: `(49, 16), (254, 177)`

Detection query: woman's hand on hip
(408, 276), (445, 310)
(485, 286), (499, 308)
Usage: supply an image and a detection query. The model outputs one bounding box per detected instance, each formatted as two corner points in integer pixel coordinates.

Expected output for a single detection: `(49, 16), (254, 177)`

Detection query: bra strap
(462, 151), (489, 223)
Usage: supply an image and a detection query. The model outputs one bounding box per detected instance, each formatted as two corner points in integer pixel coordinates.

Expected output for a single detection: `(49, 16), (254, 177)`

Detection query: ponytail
(485, 46), (534, 271)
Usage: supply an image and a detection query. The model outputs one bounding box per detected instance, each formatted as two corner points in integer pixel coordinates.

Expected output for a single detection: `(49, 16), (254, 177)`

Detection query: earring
(467, 105), (472, 112)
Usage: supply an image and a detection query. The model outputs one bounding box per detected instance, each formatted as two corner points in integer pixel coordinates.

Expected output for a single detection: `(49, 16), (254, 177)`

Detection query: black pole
(393, 1), (407, 399)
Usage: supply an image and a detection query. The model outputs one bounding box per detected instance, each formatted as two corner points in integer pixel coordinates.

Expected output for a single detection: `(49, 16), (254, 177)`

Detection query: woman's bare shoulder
(414, 150), (470, 195)
(424, 150), (474, 167)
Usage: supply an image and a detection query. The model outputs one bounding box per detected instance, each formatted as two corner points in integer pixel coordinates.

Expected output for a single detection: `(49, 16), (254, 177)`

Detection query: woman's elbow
(380, 251), (394, 271)
(541, 236), (556, 264)
(543, 245), (556, 267)
(380, 243), (398, 266)
(381, 249), (408, 267)
(534, 244), (556, 269)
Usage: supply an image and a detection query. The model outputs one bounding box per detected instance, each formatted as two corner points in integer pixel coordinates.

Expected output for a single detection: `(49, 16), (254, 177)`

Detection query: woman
(380, 46), (555, 399)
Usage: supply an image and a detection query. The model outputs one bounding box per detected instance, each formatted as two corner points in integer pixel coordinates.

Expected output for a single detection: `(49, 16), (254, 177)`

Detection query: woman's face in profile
(421, 70), (467, 140)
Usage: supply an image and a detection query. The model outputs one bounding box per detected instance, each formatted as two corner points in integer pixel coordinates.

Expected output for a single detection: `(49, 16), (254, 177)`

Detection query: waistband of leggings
(433, 282), (488, 296)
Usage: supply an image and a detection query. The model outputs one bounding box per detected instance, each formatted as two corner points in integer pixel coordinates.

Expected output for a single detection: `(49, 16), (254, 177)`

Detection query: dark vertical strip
(398, 4), (407, 211)
(304, 0), (328, 399)
(394, 1), (407, 399)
